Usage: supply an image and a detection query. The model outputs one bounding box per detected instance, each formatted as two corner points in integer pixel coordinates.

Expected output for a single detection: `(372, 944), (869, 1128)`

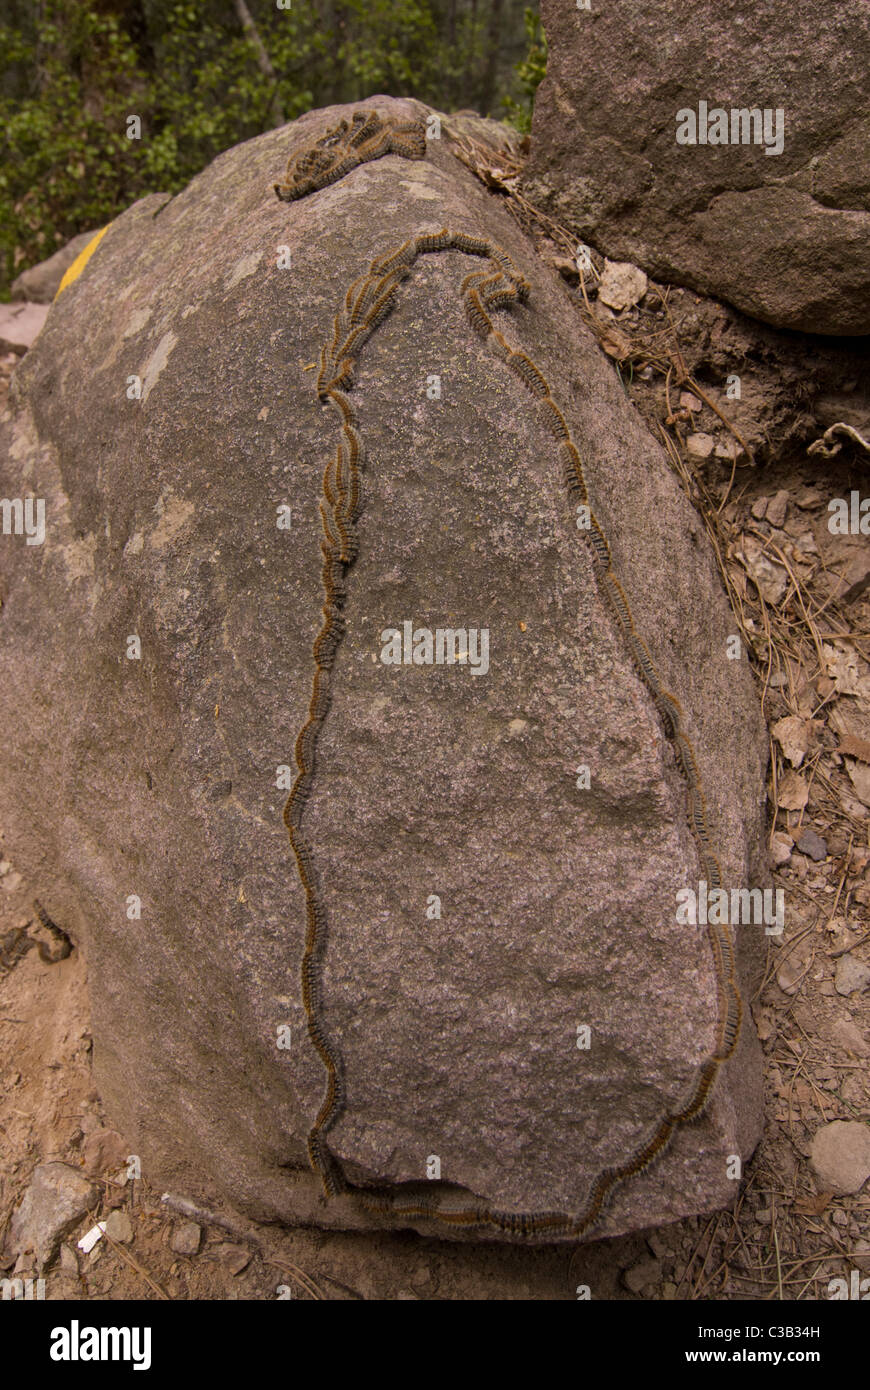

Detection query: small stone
(679, 391), (701, 411)
(810, 1121), (870, 1195)
(215, 1243), (251, 1276)
(686, 432), (715, 459)
(751, 496), (769, 520)
(646, 1231), (669, 1258)
(835, 954), (870, 996)
(795, 828), (827, 861)
(9, 1163), (98, 1270)
(623, 1256), (661, 1292)
(753, 1006), (776, 1042)
(832, 1209), (850, 1227)
(714, 437), (744, 462)
(597, 259), (648, 311)
(661, 1282), (678, 1299)
(552, 256), (579, 281)
(836, 556), (870, 604)
(766, 489), (789, 528)
(794, 486), (826, 509)
(170, 1221), (202, 1256)
(770, 831), (793, 866)
(104, 1210), (133, 1244)
(1, 870), (23, 893)
(755, 1207), (772, 1223)
(82, 1128), (129, 1179)
(827, 1018), (870, 1057)
(739, 535), (788, 605)
(59, 1243), (78, 1273)
(777, 949), (809, 995)
(791, 530), (819, 557)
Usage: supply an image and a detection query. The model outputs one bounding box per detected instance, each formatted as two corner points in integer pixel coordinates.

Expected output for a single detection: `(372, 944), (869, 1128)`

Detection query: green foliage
(0, 0), (539, 298)
(503, 8), (547, 134)
(0, 3), (143, 292)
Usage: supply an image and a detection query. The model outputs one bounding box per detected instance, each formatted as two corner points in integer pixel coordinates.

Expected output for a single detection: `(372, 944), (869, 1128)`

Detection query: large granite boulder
(0, 96), (768, 1241)
(523, 0), (870, 335)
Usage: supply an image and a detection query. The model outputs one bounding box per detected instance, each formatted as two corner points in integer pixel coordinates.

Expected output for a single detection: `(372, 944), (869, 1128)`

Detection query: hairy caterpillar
(415, 228), (454, 253)
(508, 351), (550, 399)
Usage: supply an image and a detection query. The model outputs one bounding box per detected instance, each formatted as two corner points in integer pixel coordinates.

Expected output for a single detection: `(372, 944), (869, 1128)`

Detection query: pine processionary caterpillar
(325, 388), (355, 427)
(539, 398), (570, 440)
(508, 351), (550, 399)
(450, 231), (493, 256)
(372, 239), (417, 276)
(348, 111), (381, 148)
(588, 524), (612, 569)
(415, 228), (453, 253)
(388, 122), (427, 159)
(464, 289), (491, 339)
(275, 112), (427, 204)
(486, 330), (511, 362)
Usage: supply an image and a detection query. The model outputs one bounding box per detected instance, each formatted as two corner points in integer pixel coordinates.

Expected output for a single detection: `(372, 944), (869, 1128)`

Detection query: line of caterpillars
(282, 225), (743, 1240)
(274, 110), (427, 203)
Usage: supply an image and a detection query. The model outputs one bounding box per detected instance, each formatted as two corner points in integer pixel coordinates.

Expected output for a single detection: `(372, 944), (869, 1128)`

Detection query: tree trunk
(479, 0), (504, 116)
(232, 0), (285, 128)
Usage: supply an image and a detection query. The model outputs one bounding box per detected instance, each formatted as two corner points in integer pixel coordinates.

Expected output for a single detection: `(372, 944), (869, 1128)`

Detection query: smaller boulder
(10, 229), (103, 303)
(810, 1121), (870, 1195)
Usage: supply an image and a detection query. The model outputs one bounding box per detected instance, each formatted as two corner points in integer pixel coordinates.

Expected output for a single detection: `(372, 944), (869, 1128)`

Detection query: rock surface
(0, 96), (767, 1240)
(523, 0), (870, 334)
(8, 1163), (98, 1269)
(10, 228), (104, 303)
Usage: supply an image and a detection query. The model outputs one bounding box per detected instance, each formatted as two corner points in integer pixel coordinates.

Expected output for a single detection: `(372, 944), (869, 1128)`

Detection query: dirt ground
(1, 149), (869, 1300)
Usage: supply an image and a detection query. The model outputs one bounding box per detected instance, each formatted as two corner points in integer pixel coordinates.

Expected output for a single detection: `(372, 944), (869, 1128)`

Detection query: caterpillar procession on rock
(277, 206), (744, 1240)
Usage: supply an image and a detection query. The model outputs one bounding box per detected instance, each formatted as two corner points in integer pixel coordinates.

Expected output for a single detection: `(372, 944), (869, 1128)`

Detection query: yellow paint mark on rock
(55, 226), (111, 299)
